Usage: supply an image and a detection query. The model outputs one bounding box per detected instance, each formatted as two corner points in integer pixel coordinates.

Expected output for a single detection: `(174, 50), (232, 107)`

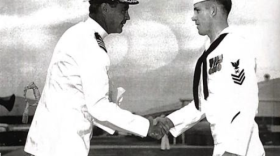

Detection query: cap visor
(119, 0), (139, 5)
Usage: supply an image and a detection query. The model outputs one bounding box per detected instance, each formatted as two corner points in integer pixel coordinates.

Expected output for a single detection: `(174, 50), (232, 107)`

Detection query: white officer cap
(89, 0), (139, 5)
(193, 0), (209, 5)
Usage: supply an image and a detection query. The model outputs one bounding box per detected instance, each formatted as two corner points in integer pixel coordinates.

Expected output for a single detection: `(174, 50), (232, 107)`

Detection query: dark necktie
(193, 33), (228, 110)
(95, 32), (107, 53)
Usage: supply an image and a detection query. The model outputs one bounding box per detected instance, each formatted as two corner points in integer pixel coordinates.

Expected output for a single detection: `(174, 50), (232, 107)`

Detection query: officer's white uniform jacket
(24, 18), (149, 156)
(167, 28), (265, 156)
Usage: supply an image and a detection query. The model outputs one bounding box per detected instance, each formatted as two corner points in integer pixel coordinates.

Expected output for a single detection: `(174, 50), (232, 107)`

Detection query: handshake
(147, 116), (174, 140)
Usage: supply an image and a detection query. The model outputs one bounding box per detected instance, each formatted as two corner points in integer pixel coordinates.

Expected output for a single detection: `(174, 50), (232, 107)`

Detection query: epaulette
(95, 32), (107, 53)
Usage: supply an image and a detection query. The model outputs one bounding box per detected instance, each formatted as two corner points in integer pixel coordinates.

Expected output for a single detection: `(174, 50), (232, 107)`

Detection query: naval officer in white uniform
(24, 0), (164, 156)
(154, 0), (265, 156)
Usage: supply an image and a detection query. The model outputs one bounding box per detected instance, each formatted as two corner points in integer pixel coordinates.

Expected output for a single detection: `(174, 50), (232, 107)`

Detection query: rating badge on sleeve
(231, 59), (246, 85)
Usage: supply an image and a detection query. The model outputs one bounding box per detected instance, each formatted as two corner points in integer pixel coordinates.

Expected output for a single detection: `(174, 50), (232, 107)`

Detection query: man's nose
(191, 14), (196, 21)
(126, 12), (130, 20)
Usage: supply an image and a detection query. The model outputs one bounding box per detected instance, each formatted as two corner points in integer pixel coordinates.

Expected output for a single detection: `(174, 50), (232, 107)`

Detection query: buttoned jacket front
(25, 18), (149, 156)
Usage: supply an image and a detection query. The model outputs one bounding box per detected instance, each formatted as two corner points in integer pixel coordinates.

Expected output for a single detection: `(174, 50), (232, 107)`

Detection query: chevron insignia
(231, 69), (246, 85)
(95, 33), (107, 53)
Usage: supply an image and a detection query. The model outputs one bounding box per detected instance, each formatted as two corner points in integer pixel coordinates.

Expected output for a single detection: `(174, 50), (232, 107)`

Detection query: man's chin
(110, 29), (123, 34)
(115, 29), (123, 34)
(116, 27), (123, 33)
(198, 31), (207, 36)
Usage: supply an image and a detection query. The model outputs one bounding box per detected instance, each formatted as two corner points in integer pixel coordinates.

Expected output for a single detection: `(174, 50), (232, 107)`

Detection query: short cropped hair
(214, 0), (232, 15)
(89, 0), (119, 14)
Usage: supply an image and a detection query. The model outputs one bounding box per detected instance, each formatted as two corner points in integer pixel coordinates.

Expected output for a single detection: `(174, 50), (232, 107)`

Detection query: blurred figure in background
(160, 115), (170, 151)
(0, 94), (15, 112)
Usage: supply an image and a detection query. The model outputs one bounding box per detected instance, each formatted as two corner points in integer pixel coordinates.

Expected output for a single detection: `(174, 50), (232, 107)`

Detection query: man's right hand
(147, 116), (175, 140)
(153, 116), (174, 133)
(147, 117), (165, 140)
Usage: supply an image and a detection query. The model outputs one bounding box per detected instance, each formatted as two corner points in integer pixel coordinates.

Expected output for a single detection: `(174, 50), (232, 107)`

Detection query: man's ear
(210, 4), (217, 17)
(100, 3), (109, 14)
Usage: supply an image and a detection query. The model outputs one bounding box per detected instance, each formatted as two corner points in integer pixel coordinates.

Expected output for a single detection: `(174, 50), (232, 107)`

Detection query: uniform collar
(85, 17), (108, 39)
(205, 27), (232, 50)
(219, 26), (232, 36)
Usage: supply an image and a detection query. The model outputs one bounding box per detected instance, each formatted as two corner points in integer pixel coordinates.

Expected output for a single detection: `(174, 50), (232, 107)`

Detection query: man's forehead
(118, 3), (129, 10)
(124, 4), (129, 9)
(194, 1), (206, 8)
(193, 0), (209, 5)
(194, 0), (213, 8)
(193, 0), (214, 7)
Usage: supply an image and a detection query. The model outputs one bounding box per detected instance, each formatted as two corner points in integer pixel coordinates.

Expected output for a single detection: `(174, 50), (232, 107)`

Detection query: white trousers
(213, 123), (265, 156)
